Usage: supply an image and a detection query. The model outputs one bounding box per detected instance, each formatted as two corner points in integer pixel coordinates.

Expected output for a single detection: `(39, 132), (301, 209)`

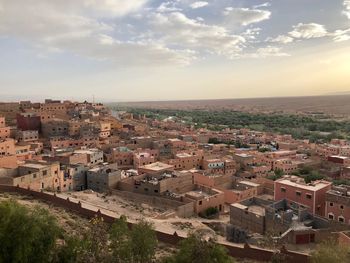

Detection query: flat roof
(168, 138), (182, 142)
(276, 178), (332, 191)
(140, 162), (173, 171)
(330, 155), (349, 159)
(235, 153), (252, 158)
(74, 149), (101, 154)
(206, 159), (223, 162)
(176, 152), (192, 158)
(231, 203), (247, 210)
(20, 163), (47, 169)
(231, 203), (265, 216)
(239, 181), (260, 187)
(186, 190), (211, 199)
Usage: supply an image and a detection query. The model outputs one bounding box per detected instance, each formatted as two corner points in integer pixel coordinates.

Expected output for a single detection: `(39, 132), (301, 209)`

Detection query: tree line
(124, 108), (349, 142)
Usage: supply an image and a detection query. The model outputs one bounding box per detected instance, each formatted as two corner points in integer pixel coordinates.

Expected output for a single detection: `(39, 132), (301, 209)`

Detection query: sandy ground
(53, 191), (314, 252)
(116, 95), (350, 116)
(54, 190), (231, 242)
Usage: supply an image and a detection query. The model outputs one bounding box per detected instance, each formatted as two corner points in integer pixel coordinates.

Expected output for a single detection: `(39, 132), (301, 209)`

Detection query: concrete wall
(230, 204), (265, 234)
(111, 189), (194, 217)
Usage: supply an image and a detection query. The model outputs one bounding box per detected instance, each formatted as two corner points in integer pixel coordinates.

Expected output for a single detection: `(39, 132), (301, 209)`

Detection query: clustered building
(0, 99), (349, 247)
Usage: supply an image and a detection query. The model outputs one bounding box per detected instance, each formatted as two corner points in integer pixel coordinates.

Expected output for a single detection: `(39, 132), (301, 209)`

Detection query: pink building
(0, 116), (10, 140)
(185, 185), (225, 214)
(138, 162), (174, 175)
(108, 147), (133, 167)
(133, 149), (158, 168)
(0, 138), (17, 168)
(202, 158), (236, 176)
(273, 159), (299, 174)
(325, 185), (350, 225)
(167, 150), (204, 170)
(274, 176), (332, 216)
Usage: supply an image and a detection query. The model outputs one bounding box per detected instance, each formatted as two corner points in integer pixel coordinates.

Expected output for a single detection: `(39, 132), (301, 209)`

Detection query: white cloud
(254, 46), (290, 58)
(157, 1), (182, 12)
(224, 7), (271, 26)
(86, 0), (148, 16)
(332, 28), (350, 42)
(149, 12), (246, 58)
(266, 35), (294, 44)
(242, 28), (261, 41)
(289, 23), (327, 39)
(253, 2), (271, 8)
(99, 34), (115, 45)
(0, 0), (193, 66)
(190, 1), (208, 9)
(343, 0), (350, 19)
(236, 46), (290, 59)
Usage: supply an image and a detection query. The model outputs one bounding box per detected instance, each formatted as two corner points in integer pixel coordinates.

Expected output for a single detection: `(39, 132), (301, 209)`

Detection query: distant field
(113, 95), (350, 116)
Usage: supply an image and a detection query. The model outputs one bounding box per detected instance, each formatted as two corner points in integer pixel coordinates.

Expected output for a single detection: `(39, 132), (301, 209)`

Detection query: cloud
(253, 2), (271, 8)
(223, 7), (271, 26)
(332, 28), (350, 42)
(149, 12), (246, 58)
(252, 46), (290, 58)
(190, 1), (208, 9)
(268, 23), (349, 44)
(82, 0), (149, 16)
(237, 46), (290, 59)
(289, 23), (327, 39)
(344, 0), (350, 19)
(242, 28), (261, 41)
(266, 35), (294, 44)
(0, 0), (193, 66)
(157, 1), (182, 12)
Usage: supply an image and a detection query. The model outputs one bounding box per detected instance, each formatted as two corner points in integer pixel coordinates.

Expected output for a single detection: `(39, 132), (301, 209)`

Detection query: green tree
(310, 239), (350, 263)
(274, 169), (284, 177)
(110, 215), (132, 263)
(78, 216), (111, 263)
(303, 171), (325, 184)
(0, 200), (60, 263)
(164, 231), (234, 263)
(52, 235), (82, 263)
(131, 219), (158, 263)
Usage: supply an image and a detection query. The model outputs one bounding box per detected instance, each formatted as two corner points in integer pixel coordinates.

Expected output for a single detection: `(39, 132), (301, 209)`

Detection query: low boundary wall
(0, 185), (309, 263)
(110, 189), (194, 217)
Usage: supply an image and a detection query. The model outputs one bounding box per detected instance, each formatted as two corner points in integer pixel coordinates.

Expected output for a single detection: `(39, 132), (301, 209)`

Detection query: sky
(0, 0), (350, 102)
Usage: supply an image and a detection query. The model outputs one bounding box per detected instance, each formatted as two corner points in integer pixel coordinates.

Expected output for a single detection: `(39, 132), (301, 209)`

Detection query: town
(1, 99), (350, 262)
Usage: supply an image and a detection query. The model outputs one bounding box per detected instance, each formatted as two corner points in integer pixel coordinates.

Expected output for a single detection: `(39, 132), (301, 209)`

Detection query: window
(199, 201), (202, 205)
(328, 214), (334, 220)
(340, 205), (344, 210)
(306, 194), (312, 199)
(281, 187), (286, 193)
(338, 216), (345, 223)
(42, 170), (47, 176)
(330, 202), (334, 207)
(296, 191), (301, 196)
